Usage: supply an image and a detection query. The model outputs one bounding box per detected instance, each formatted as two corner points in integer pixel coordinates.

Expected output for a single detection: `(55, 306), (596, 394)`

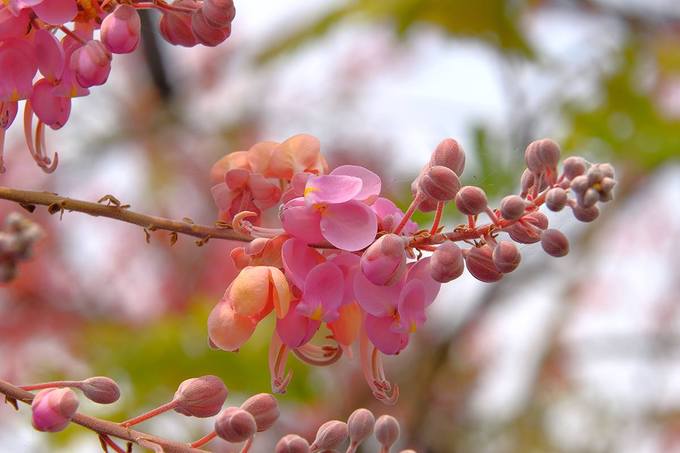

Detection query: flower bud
(375, 415), (400, 451)
(201, 0), (235, 28)
(572, 205), (599, 222)
(429, 242), (464, 283)
(101, 5), (141, 54)
(208, 301), (258, 351)
(430, 138), (465, 176)
(598, 177), (616, 202)
(276, 434), (311, 453)
(455, 186), (487, 216)
(540, 229), (569, 257)
(159, 1), (199, 47)
(524, 139), (560, 174)
(499, 195), (526, 220)
(240, 393), (279, 432)
(465, 245), (502, 283)
(310, 420), (348, 452)
(580, 188), (599, 208)
(506, 211), (548, 244)
(492, 241), (521, 273)
(562, 156), (586, 180)
(519, 169), (535, 198)
(347, 408), (375, 447)
(174, 375), (228, 417)
(79, 376), (120, 404)
(586, 166), (603, 185)
(597, 163), (615, 179)
(31, 388), (79, 432)
(191, 9), (231, 47)
(419, 165), (461, 202)
(70, 40), (111, 88)
(361, 234), (406, 286)
(569, 175), (588, 195)
(214, 407), (257, 443)
(545, 188), (567, 211)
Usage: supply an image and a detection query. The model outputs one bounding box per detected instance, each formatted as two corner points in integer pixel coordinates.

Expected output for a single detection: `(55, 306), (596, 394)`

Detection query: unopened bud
(174, 375), (228, 417)
(540, 229), (569, 257)
(570, 175), (588, 194)
(545, 188), (567, 211)
(100, 5), (141, 54)
(191, 9), (231, 47)
(70, 40), (112, 88)
(586, 166), (603, 185)
(310, 420), (348, 452)
(506, 211), (548, 244)
(419, 165), (461, 202)
(598, 177), (616, 202)
(499, 195), (526, 220)
(159, 1), (199, 47)
(492, 241), (521, 273)
(580, 188), (599, 208)
(455, 186), (488, 216)
(240, 393), (279, 432)
(201, 0), (235, 28)
(519, 169), (535, 198)
(465, 245), (502, 283)
(429, 242), (464, 283)
(361, 234), (406, 286)
(79, 377), (120, 404)
(375, 415), (400, 451)
(562, 156), (586, 180)
(572, 204), (599, 222)
(276, 434), (311, 453)
(31, 388), (79, 432)
(347, 408), (375, 447)
(524, 139), (560, 174)
(430, 138), (465, 176)
(214, 407), (257, 443)
(597, 163), (615, 179)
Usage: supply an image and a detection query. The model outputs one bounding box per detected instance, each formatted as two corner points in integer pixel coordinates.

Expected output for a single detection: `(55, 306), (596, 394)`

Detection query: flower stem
(120, 400), (178, 427)
(190, 431), (217, 448)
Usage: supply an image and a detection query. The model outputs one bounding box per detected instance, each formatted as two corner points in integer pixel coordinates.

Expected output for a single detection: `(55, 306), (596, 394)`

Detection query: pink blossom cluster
(207, 135), (616, 404)
(0, 0), (235, 172)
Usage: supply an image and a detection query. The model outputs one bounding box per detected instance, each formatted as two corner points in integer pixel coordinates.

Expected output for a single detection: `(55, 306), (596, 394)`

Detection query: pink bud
(598, 177), (616, 202)
(492, 241), (521, 273)
(214, 407), (257, 443)
(80, 376), (120, 404)
(101, 5), (141, 54)
(276, 434), (311, 453)
(455, 186), (487, 216)
(430, 138), (465, 176)
(174, 375), (228, 417)
(347, 408), (375, 447)
(586, 166), (603, 185)
(29, 79), (71, 130)
(240, 393), (279, 432)
(159, 0), (199, 47)
(519, 169), (535, 198)
(572, 204), (599, 222)
(375, 415), (400, 451)
(499, 195), (526, 220)
(419, 165), (461, 202)
(597, 163), (615, 179)
(562, 156), (586, 180)
(202, 0), (235, 28)
(524, 139), (560, 174)
(31, 388), (79, 432)
(506, 211), (548, 244)
(361, 234), (406, 286)
(545, 188), (567, 212)
(540, 229), (569, 257)
(310, 420), (348, 452)
(429, 242), (464, 283)
(191, 9), (231, 47)
(70, 40), (111, 87)
(465, 245), (502, 283)
(580, 188), (599, 208)
(570, 175), (588, 194)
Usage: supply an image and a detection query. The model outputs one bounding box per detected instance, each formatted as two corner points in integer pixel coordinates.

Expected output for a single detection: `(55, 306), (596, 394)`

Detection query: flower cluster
(0, 212), (43, 282)
(0, 0), (235, 172)
(207, 135), (616, 404)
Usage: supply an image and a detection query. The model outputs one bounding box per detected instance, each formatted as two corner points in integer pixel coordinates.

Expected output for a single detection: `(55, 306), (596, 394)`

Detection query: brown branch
(0, 187), (252, 243)
(0, 379), (209, 453)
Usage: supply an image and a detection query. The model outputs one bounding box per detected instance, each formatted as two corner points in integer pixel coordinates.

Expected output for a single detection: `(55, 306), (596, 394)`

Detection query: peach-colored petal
(269, 267), (290, 318)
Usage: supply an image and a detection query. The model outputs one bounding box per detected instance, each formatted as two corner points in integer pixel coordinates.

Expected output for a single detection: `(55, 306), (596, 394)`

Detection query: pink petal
(280, 197), (324, 244)
(395, 280), (426, 333)
(328, 251), (360, 306)
(225, 168), (249, 190)
(32, 0), (77, 25)
(405, 257), (440, 306)
(364, 314), (408, 355)
(248, 173), (281, 210)
(34, 28), (64, 82)
(353, 269), (401, 317)
(281, 238), (325, 290)
(210, 182), (236, 212)
(371, 197), (418, 235)
(320, 200), (377, 251)
(330, 165), (381, 204)
(0, 39), (37, 101)
(0, 8), (30, 40)
(29, 78), (70, 129)
(304, 174), (362, 205)
(296, 262), (344, 322)
(276, 300), (320, 348)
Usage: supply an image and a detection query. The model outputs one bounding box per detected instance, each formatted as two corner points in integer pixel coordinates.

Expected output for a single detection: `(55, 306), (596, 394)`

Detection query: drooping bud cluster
(0, 0), (236, 173)
(0, 212), (43, 282)
(206, 135), (615, 404)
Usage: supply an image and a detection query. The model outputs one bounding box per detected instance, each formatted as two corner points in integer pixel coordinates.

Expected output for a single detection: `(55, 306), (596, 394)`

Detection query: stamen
(293, 342), (342, 366)
(359, 330), (399, 405)
(268, 332), (293, 394)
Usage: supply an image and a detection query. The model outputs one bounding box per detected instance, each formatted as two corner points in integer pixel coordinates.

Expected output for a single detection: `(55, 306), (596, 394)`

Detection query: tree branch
(0, 379), (209, 453)
(0, 187), (252, 244)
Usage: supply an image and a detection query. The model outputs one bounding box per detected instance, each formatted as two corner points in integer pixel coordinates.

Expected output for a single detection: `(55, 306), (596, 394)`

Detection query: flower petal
(395, 279), (426, 333)
(269, 267), (291, 319)
(32, 0), (77, 25)
(276, 300), (320, 348)
(320, 200), (377, 251)
(331, 165), (381, 204)
(405, 257), (440, 306)
(364, 314), (408, 355)
(281, 238), (325, 290)
(296, 261), (344, 322)
(280, 197), (325, 244)
(328, 302), (361, 347)
(353, 268), (401, 317)
(208, 301), (258, 352)
(304, 174), (362, 205)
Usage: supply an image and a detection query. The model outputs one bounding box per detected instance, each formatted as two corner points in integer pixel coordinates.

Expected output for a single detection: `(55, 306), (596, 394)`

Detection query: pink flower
(371, 197), (417, 235)
(0, 38), (37, 102)
(211, 168), (281, 223)
(70, 40), (111, 88)
(101, 5), (141, 54)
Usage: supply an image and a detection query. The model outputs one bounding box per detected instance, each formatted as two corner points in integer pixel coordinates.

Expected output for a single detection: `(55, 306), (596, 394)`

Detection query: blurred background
(2, 0), (680, 451)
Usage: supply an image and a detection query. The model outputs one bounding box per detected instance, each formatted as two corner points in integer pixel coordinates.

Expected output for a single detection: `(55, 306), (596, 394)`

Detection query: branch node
(182, 217), (194, 224)
(195, 235), (211, 247)
(144, 228), (151, 243)
(3, 395), (18, 411)
(97, 195), (130, 209)
(19, 203), (36, 213)
(169, 232), (178, 246)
